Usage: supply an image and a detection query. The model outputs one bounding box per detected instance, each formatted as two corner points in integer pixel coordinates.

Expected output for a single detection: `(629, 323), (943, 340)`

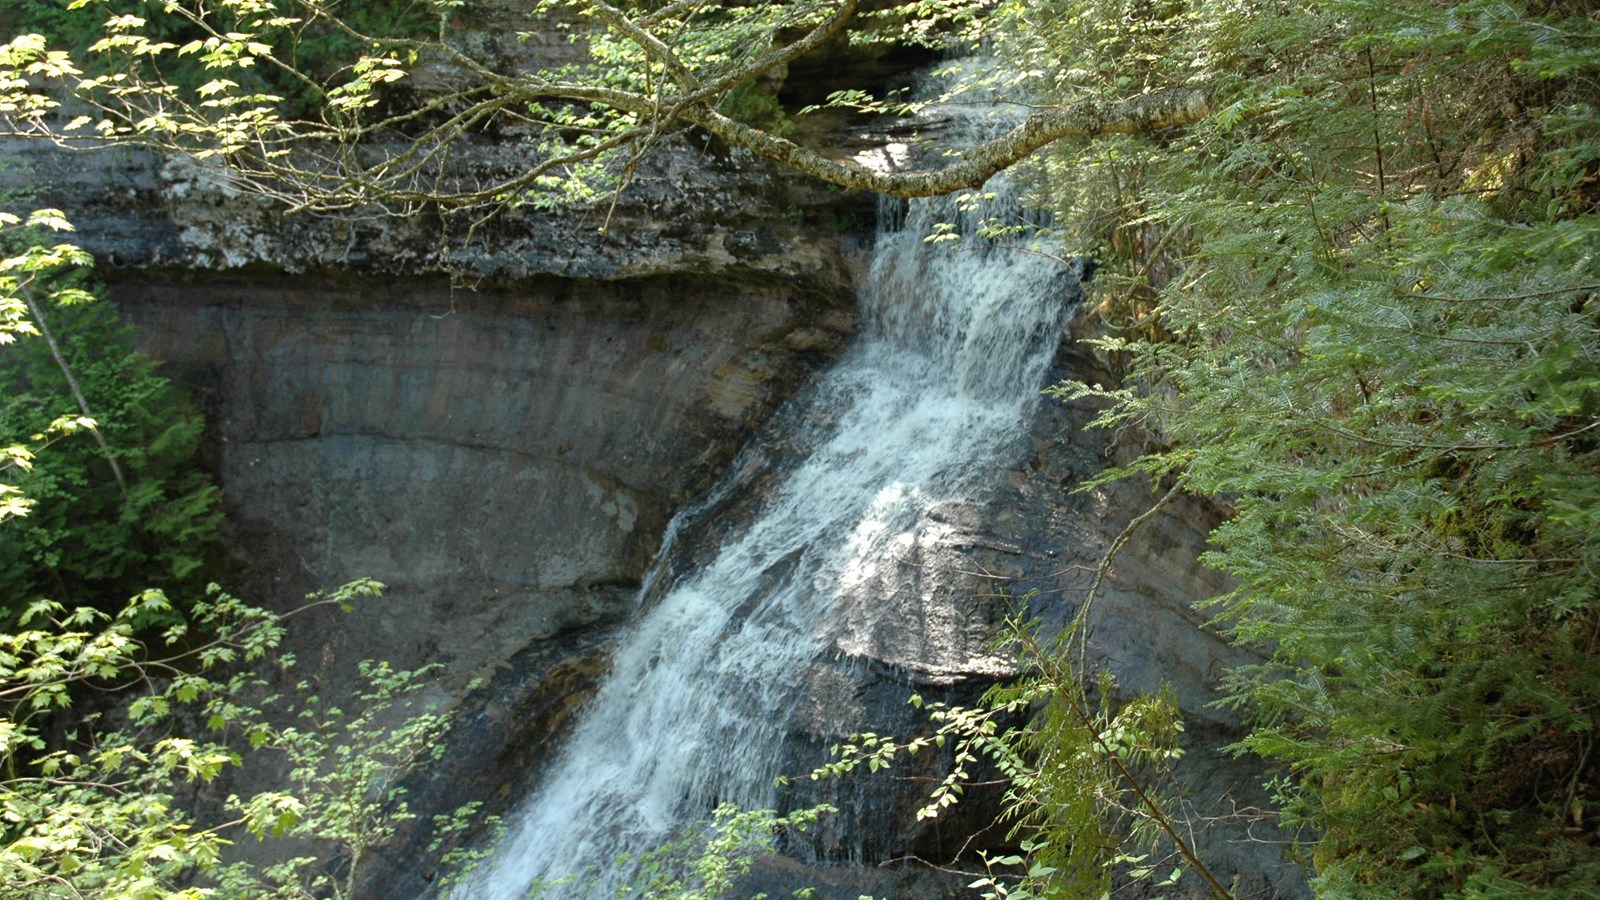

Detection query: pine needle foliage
(0, 209), (222, 623)
(1025, 0), (1600, 893)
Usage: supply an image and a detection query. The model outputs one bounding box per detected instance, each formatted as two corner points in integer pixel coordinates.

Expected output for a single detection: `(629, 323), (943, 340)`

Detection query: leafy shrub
(0, 0), (438, 116)
(0, 579), (477, 900)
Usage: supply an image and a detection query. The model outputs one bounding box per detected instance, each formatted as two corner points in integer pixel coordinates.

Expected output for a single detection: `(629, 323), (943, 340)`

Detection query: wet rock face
(755, 299), (1310, 898)
(103, 261), (859, 898)
(108, 267), (853, 699)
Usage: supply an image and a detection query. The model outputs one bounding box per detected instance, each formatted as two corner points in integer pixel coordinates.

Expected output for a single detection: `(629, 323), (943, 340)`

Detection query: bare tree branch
(20, 294), (127, 496)
(0, 1), (1212, 212)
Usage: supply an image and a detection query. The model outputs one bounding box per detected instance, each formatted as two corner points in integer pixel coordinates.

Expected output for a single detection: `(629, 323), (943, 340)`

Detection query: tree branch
(20, 293), (127, 495)
(689, 87), (1212, 197)
(589, 0), (700, 93)
(0, 3), (1209, 209)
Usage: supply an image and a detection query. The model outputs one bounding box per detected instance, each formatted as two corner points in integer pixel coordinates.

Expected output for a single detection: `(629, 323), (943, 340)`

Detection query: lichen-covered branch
(692, 87), (1212, 197)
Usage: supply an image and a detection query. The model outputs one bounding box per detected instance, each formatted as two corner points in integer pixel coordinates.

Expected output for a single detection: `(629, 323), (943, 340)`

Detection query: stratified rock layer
(107, 266), (854, 698)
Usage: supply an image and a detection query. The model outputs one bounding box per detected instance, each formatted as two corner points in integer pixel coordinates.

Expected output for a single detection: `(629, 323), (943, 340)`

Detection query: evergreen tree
(0, 213), (222, 621)
(1032, 0), (1600, 892)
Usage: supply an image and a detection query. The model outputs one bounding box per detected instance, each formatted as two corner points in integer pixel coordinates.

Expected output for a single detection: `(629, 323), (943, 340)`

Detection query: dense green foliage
(1017, 0), (1600, 894)
(0, 579), (468, 899)
(0, 278), (221, 621)
(811, 1), (1598, 893)
(0, 211), (93, 528)
(0, 0), (439, 115)
(0, 206), (221, 625)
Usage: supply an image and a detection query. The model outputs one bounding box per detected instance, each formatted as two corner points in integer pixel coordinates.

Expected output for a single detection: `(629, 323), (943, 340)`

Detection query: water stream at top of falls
(453, 149), (1069, 900)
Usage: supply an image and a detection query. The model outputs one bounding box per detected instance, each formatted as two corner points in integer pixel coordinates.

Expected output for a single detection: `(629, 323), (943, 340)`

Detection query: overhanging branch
(0, 1), (1212, 208)
(691, 87), (1213, 197)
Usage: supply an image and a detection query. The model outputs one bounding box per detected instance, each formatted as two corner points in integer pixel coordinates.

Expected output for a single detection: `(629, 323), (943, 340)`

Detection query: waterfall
(453, 158), (1068, 900)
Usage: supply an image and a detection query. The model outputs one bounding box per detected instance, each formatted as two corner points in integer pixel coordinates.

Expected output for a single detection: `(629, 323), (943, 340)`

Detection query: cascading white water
(455, 136), (1068, 900)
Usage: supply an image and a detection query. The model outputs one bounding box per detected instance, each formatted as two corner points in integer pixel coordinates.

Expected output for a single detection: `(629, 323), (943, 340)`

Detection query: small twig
(1082, 716), (1235, 899)
(21, 294), (127, 495)
(1365, 47), (1391, 237)
(1074, 480), (1182, 668)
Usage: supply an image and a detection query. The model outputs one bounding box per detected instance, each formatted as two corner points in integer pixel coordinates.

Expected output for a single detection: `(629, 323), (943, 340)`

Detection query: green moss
(717, 79), (792, 135)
